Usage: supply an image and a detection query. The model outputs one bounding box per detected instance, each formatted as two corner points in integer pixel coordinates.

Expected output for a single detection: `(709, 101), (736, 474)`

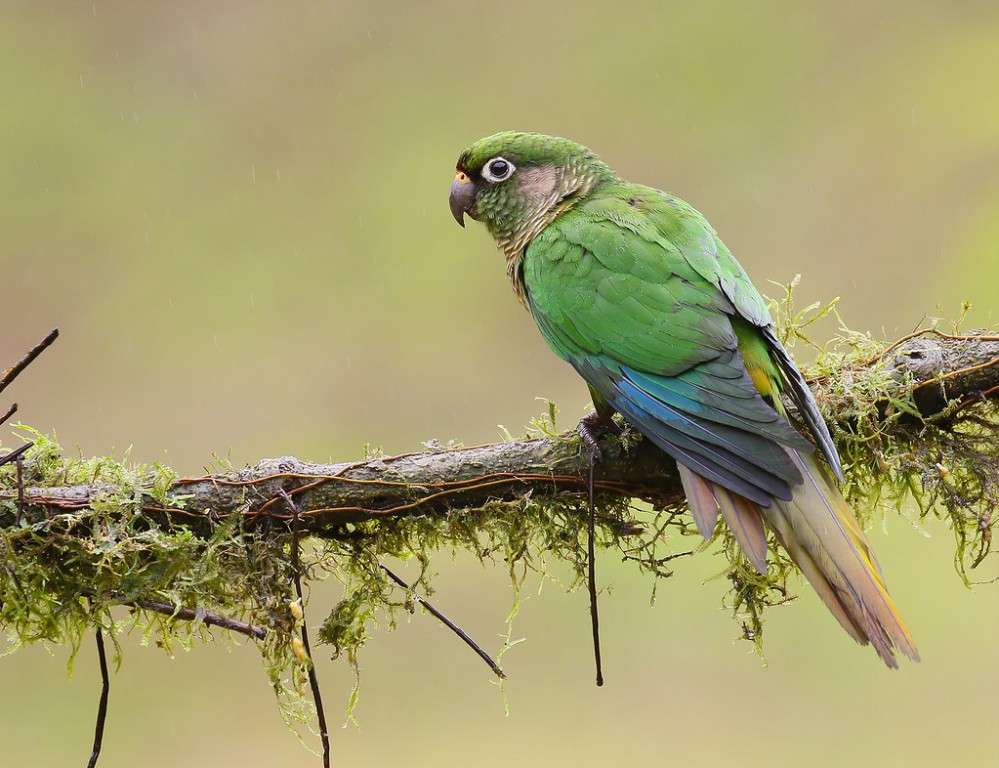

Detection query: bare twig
(1, 443), (33, 527)
(0, 440), (31, 468)
(87, 626), (110, 768)
(587, 453), (603, 687)
(0, 328), (58, 396)
(379, 562), (506, 680)
(15, 455), (24, 526)
(279, 488), (330, 768)
(0, 403), (16, 428)
(2, 331), (60, 525)
(78, 588), (267, 640)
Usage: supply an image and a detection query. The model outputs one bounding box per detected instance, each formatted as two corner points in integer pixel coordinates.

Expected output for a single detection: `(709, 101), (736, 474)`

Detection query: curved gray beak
(449, 173), (476, 227)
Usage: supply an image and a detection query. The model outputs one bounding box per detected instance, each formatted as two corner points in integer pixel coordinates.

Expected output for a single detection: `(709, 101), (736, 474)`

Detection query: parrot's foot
(577, 412), (619, 688)
(577, 412), (622, 464)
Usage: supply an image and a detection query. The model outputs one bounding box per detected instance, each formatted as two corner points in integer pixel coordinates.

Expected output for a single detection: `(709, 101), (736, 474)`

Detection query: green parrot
(449, 131), (918, 667)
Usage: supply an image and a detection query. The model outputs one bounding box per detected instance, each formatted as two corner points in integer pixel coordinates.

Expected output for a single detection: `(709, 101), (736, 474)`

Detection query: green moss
(771, 286), (995, 584)
(0, 426), (302, 721)
(1, 289), (996, 730)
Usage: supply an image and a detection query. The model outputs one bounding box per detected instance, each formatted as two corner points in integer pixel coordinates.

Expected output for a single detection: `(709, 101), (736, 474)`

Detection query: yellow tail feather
(681, 451), (919, 667)
(767, 451), (919, 666)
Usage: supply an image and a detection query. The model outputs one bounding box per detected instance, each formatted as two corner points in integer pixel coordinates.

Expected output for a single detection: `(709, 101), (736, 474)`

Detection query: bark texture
(3, 332), (997, 537)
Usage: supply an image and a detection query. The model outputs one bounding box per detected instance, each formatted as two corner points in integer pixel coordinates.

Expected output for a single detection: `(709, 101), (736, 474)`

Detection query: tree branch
(2, 333), (998, 535)
(1, 326), (996, 764)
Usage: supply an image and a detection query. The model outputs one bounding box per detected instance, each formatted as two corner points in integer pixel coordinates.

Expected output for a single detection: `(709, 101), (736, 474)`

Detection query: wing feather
(518, 175), (915, 666)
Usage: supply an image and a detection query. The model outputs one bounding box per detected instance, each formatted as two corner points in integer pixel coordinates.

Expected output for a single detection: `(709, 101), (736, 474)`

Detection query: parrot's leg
(577, 411), (620, 688)
(578, 411), (608, 462)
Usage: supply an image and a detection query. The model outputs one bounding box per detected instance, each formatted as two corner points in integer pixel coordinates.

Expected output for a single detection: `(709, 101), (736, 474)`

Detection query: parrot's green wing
(451, 129), (917, 667)
(642, 188), (843, 480)
(523, 184), (832, 505)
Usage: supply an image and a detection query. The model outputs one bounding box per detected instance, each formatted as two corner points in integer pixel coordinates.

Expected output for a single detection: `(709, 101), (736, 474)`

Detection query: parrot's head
(449, 131), (612, 253)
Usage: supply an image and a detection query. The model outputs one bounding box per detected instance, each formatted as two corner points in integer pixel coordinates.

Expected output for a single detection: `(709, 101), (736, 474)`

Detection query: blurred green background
(2, 2), (997, 766)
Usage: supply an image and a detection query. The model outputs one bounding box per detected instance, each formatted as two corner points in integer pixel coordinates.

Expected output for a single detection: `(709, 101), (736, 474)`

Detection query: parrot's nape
(449, 131), (918, 669)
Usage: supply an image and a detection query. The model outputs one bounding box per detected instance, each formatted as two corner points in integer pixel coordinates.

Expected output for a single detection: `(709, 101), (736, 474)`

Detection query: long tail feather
(679, 451), (919, 667)
(763, 510), (872, 647)
(715, 486), (769, 574)
(767, 451), (919, 666)
(679, 462), (770, 573)
(678, 463), (718, 538)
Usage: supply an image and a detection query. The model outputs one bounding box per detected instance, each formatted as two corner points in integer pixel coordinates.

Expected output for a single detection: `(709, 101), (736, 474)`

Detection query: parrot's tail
(678, 451), (919, 668)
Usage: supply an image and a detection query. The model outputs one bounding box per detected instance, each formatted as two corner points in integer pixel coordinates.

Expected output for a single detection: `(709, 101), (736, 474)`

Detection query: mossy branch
(1, 325), (997, 737)
(4, 331), (997, 534)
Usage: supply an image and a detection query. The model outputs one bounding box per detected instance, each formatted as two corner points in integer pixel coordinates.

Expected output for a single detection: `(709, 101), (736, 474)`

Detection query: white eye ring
(481, 156), (515, 183)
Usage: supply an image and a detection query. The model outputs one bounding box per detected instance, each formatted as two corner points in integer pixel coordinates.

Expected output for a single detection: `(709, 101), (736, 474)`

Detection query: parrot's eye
(482, 157), (515, 183)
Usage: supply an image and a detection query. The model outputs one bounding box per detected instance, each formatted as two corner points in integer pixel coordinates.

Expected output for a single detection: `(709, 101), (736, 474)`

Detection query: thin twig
(910, 354), (999, 393)
(0, 441), (31, 468)
(0, 403), (16, 428)
(0, 331), (58, 531)
(132, 597), (267, 640)
(78, 588), (267, 640)
(870, 329), (999, 364)
(16, 456), (24, 526)
(0, 328), (59, 396)
(587, 452), (603, 687)
(1, 443), (34, 528)
(87, 626), (110, 768)
(379, 562), (506, 680)
(278, 488), (330, 768)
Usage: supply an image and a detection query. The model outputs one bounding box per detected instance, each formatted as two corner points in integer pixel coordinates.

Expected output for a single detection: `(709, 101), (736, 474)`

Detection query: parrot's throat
(495, 161), (599, 305)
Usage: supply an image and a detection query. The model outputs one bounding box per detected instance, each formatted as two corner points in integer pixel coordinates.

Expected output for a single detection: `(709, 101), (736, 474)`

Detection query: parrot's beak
(449, 171), (476, 227)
